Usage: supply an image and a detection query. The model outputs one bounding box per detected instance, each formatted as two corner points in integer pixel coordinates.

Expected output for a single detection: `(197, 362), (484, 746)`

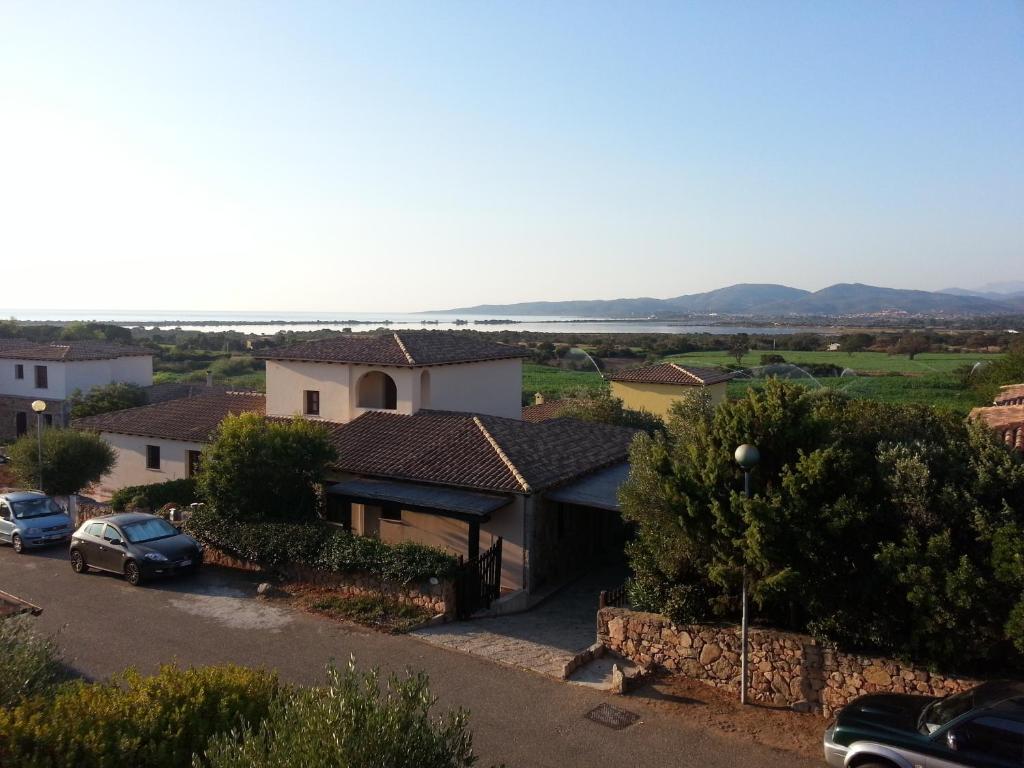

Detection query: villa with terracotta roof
(74, 332), (637, 600)
(971, 383), (1024, 454)
(604, 362), (737, 418)
(0, 340), (153, 441)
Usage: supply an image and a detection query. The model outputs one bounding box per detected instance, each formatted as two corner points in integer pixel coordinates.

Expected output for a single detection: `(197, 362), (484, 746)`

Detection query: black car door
(96, 524), (127, 572)
(78, 522), (106, 565)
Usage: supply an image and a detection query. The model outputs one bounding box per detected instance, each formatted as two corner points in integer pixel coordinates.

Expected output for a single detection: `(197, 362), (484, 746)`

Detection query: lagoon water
(1, 308), (827, 336)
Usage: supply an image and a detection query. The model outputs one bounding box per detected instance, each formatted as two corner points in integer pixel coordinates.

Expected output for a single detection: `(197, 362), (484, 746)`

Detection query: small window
(187, 450), (202, 478)
(85, 522), (105, 537)
(380, 505), (402, 522)
(34, 365), (48, 389)
(14, 364), (24, 380)
(304, 390), (320, 416)
(103, 526), (122, 544)
(43, 414), (53, 427)
(959, 716), (1024, 761)
(146, 445), (161, 470)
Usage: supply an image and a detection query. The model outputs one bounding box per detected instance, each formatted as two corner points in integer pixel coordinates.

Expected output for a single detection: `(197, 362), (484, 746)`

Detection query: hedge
(184, 507), (459, 583)
(0, 664), (280, 768)
(110, 478), (198, 512)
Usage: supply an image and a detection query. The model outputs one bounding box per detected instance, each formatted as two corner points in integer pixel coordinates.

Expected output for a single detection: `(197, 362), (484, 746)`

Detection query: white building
(0, 340), (153, 441)
(74, 332), (635, 604)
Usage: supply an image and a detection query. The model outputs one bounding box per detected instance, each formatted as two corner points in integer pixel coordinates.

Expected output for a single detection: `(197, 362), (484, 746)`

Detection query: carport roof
(544, 462), (630, 512)
(327, 478), (509, 522)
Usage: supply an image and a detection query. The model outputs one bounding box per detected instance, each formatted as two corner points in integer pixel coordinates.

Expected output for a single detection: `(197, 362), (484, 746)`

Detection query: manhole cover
(585, 703), (640, 730)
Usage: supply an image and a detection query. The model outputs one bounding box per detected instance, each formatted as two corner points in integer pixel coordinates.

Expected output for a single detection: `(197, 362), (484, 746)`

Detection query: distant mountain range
(431, 282), (1024, 318)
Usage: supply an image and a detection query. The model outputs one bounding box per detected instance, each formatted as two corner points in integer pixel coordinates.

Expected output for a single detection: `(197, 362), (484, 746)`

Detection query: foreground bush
(0, 617), (64, 708)
(0, 664), (279, 767)
(110, 477), (199, 512)
(201, 659), (477, 768)
(185, 507), (457, 582)
(8, 429), (115, 497)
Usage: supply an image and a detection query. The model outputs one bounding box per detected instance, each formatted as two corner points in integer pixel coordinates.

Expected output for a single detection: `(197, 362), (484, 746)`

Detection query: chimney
(534, 392), (545, 405)
(206, 371), (214, 387)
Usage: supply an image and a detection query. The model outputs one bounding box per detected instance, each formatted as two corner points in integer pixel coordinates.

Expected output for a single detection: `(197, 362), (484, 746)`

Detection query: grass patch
(665, 349), (1004, 374)
(304, 593), (432, 634)
(522, 363), (606, 402)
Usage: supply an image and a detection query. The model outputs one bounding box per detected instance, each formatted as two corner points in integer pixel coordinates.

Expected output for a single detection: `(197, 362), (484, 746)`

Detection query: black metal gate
(455, 537), (502, 619)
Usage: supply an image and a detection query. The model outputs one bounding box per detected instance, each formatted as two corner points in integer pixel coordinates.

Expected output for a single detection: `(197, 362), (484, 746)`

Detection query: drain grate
(585, 703), (640, 730)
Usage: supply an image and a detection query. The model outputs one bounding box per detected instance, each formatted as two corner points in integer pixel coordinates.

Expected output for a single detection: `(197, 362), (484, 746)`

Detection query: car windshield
(121, 518), (178, 544)
(11, 498), (63, 520)
(920, 689), (975, 733)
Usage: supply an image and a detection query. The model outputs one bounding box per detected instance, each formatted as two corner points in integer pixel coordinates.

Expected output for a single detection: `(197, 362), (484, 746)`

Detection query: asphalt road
(0, 544), (822, 768)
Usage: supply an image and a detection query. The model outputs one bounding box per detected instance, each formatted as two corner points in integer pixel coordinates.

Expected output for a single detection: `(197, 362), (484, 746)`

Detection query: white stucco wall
(418, 359), (523, 419)
(1, 355), (153, 401)
(1, 360), (68, 399)
(93, 432), (204, 499)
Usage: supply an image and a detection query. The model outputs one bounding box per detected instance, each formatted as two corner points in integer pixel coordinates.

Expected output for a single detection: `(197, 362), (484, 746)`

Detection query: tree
(8, 429), (116, 496)
(839, 333), (873, 356)
(69, 383), (148, 419)
(197, 413), (337, 521)
(728, 339), (750, 366)
(892, 333), (930, 360)
(618, 379), (1024, 672)
(558, 389), (664, 433)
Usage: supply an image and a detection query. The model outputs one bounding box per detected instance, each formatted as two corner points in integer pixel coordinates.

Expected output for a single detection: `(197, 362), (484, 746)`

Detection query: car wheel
(12, 534), (24, 554)
(70, 550), (88, 574)
(124, 560), (143, 586)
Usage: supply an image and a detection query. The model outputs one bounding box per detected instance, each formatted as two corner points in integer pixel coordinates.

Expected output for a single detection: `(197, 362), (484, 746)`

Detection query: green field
(522, 363), (604, 402)
(664, 350), (1004, 374)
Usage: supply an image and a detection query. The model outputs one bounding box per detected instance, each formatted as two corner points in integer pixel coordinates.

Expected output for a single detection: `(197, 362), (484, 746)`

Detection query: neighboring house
(0, 340), (153, 441)
(521, 393), (584, 423)
(605, 363), (736, 418)
(971, 384), (1024, 453)
(74, 332), (637, 599)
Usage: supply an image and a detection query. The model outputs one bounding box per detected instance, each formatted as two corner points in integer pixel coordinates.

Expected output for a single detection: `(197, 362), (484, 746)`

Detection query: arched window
(357, 371), (398, 410)
(420, 370), (431, 409)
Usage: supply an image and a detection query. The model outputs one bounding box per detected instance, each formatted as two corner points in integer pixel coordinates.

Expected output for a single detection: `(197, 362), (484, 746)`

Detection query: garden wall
(597, 607), (979, 716)
(203, 545), (455, 619)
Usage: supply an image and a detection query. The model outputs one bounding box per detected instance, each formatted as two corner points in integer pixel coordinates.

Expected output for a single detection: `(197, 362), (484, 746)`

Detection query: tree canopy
(69, 383), (148, 419)
(557, 389), (664, 433)
(620, 379), (1024, 672)
(9, 429), (116, 497)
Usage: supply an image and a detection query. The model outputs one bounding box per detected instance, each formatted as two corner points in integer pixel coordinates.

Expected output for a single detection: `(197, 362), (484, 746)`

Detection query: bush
(8, 429), (115, 496)
(0, 617), (64, 709)
(184, 507), (458, 583)
(201, 659), (478, 768)
(0, 664), (280, 768)
(109, 478), (199, 512)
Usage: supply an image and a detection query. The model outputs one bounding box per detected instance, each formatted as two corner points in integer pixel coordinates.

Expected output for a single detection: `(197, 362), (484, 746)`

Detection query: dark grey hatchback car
(70, 513), (203, 586)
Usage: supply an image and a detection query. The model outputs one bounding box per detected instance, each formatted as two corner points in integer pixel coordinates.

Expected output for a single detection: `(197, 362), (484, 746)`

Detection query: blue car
(0, 491), (75, 553)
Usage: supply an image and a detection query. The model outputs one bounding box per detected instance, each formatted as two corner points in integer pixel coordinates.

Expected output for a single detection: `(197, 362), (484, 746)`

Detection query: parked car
(0, 491), (75, 552)
(69, 512), (203, 586)
(824, 680), (1024, 767)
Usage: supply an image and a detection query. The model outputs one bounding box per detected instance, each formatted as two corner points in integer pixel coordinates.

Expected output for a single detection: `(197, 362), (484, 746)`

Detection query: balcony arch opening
(357, 371), (398, 410)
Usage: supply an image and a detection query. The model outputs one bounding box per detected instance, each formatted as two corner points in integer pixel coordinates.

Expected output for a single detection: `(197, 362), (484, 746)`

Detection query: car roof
(0, 491), (47, 502)
(84, 512), (160, 526)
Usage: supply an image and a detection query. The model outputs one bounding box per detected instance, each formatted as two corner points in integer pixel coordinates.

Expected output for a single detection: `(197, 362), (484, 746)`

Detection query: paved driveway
(0, 545), (821, 768)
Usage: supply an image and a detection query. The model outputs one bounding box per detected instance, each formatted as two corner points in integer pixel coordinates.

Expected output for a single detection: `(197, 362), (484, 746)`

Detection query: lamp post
(31, 400), (47, 492)
(734, 443), (760, 705)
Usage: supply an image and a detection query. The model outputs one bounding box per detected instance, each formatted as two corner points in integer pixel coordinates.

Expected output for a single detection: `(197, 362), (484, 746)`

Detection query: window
(14, 364), (23, 380)
(380, 505), (402, 522)
(187, 450), (202, 478)
(34, 365), (47, 389)
(43, 414), (53, 427)
(0, 503), (10, 520)
(103, 526), (122, 544)
(15, 412), (27, 437)
(146, 445), (161, 470)
(357, 371), (398, 410)
(304, 390), (320, 416)
(85, 522), (105, 537)
(958, 716), (1024, 761)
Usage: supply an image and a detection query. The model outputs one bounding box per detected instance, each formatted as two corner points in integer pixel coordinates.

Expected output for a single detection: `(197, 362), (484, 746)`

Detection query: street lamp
(31, 400), (46, 492)
(734, 443), (760, 705)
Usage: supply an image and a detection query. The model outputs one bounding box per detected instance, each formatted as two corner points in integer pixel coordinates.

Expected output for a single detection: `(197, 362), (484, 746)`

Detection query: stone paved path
(412, 565), (625, 678)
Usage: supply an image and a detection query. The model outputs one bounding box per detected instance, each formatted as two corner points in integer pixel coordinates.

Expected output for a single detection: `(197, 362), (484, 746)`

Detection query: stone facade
(203, 545), (455, 619)
(597, 607), (980, 716)
(0, 395), (67, 443)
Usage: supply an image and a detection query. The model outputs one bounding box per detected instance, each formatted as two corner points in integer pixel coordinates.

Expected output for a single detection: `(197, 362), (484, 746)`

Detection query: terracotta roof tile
(0, 340), (153, 362)
(994, 384), (1024, 407)
(606, 363), (737, 386)
(258, 331), (529, 367)
(970, 404), (1024, 453)
(73, 391), (265, 442)
(521, 398), (583, 423)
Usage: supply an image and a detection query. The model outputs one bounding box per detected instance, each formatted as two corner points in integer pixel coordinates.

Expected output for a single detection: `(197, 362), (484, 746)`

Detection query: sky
(1, 1), (1022, 313)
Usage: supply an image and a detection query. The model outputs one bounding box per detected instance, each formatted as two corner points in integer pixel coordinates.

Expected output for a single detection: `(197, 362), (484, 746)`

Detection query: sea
(0, 309), (830, 337)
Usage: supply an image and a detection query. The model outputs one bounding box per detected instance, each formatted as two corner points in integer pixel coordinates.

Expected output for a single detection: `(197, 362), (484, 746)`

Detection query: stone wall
(0, 395), (67, 442)
(598, 607), (979, 716)
(203, 545), (455, 619)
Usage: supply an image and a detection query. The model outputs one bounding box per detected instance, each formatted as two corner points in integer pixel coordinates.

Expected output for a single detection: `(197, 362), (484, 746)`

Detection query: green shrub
(184, 507), (457, 583)
(8, 429), (115, 496)
(110, 478), (198, 512)
(0, 664), (280, 768)
(0, 617), (64, 709)
(201, 659), (477, 768)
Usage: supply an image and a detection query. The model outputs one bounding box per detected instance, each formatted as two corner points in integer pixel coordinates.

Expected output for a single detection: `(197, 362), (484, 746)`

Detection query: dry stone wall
(597, 607), (979, 716)
(203, 545), (454, 618)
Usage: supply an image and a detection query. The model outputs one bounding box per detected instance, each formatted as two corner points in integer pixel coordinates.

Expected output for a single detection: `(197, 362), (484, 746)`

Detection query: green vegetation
(305, 594), (432, 633)
(522, 363), (604, 404)
(185, 507), (457, 583)
(0, 664), (280, 768)
(110, 478), (199, 512)
(620, 380), (1024, 673)
(665, 349), (1005, 373)
(7, 429), (115, 496)
(202, 659), (479, 768)
(0, 617), (64, 709)
(557, 390), (664, 433)
(69, 382), (147, 419)
(197, 413), (337, 521)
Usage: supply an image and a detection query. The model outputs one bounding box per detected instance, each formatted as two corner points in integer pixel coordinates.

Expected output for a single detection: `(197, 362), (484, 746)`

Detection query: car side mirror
(947, 730), (962, 752)
(108, 538), (124, 547)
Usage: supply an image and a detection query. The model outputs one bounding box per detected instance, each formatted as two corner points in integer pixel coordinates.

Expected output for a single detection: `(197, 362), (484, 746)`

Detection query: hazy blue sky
(1, 1), (1022, 312)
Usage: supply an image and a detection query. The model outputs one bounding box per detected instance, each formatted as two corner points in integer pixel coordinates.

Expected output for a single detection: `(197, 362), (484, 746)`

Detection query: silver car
(0, 491), (75, 553)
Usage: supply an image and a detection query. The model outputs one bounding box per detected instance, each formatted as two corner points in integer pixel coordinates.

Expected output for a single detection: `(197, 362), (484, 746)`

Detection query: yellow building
(606, 363), (736, 418)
